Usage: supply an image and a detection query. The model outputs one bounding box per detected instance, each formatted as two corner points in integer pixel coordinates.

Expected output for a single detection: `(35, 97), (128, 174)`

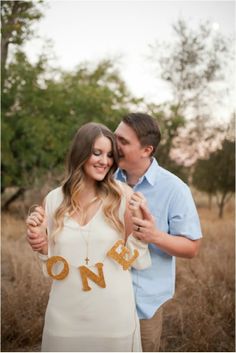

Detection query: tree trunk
(218, 202), (224, 218)
(1, 187), (26, 211)
(1, 38), (9, 72)
(217, 192), (227, 219)
(208, 193), (213, 210)
(1, 1), (21, 77)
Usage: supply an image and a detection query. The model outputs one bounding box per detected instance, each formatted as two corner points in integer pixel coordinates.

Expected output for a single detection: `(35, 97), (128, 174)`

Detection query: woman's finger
(30, 212), (44, 222)
(34, 206), (45, 216)
(26, 219), (37, 227)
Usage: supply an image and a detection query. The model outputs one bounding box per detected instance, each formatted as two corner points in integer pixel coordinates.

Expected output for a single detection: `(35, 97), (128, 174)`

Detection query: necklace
(72, 197), (102, 266)
(79, 227), (92, 266)
(79, 226), (108, 268)
(77, 200), (108, 267)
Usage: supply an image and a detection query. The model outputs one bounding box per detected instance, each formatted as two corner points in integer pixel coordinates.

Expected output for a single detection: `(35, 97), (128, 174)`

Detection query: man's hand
(131, 202), (161, 243)
(131, 203), (201, 258)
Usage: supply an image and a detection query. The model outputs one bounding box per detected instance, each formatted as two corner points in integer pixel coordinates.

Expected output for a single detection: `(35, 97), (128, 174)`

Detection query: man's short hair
(122, 112), (161, 156)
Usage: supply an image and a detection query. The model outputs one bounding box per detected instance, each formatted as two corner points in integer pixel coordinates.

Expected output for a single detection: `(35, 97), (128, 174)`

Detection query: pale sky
(24, 0), (236, 119)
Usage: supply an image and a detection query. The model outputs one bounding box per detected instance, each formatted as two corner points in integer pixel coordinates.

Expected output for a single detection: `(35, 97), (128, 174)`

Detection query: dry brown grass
(160, 199), (235, 352)
(1, 212), (51, 352)
(1, 196), (235, 352)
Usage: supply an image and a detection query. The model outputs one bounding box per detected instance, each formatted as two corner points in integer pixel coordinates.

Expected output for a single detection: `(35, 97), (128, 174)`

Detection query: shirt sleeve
(168, 184), (202, 240)
(126, 234), (152, 270)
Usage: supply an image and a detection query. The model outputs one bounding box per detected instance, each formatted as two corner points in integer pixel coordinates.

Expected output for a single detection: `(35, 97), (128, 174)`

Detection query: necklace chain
(79, 227), (108, 267)
(77, 200), (107, 267)
(79, 227), (92, 266)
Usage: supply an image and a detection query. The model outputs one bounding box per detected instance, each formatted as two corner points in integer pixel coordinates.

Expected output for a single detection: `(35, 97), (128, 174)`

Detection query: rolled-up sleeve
(168, 185), (202, 240)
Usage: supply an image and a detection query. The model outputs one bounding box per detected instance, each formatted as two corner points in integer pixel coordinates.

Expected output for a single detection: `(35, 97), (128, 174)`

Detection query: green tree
(150, 19), (234, 164)
(192, 139), (235, 218)
(2, 53), (136, 209)
(1, 0), (44, 80)
(150, 19), (233, 115)
(146, 103), (189, 182)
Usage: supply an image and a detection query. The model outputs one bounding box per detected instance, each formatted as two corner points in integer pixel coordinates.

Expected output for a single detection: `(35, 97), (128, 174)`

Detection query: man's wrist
(153, 229), (167, 247)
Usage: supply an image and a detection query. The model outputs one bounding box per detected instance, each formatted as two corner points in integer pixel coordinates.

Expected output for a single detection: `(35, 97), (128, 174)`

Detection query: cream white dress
(39, 183), (151, 352)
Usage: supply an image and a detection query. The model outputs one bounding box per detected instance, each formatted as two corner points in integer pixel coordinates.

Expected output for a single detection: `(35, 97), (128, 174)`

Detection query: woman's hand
(26, 206), (48, 254)
(128, 192), (148, 240)
(128, 192), (146, 218)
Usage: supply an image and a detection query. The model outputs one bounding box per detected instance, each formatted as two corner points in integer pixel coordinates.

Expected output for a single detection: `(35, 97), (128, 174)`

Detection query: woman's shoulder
(45, 186), (63, 204)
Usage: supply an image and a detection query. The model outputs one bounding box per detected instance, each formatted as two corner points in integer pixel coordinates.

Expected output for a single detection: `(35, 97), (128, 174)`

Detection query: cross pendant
(85, 257), (90, 265)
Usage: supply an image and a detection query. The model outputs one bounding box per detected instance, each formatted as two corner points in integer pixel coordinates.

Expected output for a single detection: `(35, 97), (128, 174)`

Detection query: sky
(24, 0), (236, 119)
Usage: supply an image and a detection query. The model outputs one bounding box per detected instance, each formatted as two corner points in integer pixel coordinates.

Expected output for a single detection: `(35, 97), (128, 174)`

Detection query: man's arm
(131, 203), (201, 259)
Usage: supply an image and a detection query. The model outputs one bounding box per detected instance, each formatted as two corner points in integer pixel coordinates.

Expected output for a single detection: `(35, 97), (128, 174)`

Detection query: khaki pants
(140, 307), (163, 352)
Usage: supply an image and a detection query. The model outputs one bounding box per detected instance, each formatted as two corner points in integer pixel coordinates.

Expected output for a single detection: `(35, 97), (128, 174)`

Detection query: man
(114, 113), (202, 351)
(27, 112), (202, 352)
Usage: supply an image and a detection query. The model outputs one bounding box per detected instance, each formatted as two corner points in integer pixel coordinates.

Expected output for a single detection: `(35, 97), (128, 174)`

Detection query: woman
(26, 122), (151, 352)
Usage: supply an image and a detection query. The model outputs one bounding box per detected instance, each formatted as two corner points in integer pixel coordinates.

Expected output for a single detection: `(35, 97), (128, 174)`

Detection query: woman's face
(83, 135), (114, 182)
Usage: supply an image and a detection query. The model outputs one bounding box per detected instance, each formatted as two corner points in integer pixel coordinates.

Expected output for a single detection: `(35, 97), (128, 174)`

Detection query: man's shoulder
(157, 165), (187, 190)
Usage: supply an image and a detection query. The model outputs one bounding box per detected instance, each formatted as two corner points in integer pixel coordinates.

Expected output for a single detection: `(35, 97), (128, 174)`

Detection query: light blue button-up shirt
(115, 158), (202, 319)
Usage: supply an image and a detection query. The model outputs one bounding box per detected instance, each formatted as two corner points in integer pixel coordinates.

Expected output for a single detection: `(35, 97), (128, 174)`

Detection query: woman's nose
(99, 154), (108, 164)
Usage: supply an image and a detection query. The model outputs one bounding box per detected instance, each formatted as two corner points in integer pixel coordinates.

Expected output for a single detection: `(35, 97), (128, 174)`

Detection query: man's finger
(27, 226), (43, 235)
(140, 203), (154, 221)
(27, 229), (37, 237)
(28, 238), (45, 246)
(131, 217), (147, 227)
(133, 231), (146, 242)
(31, 243), (47, 251)
(26, 219), (38, 227)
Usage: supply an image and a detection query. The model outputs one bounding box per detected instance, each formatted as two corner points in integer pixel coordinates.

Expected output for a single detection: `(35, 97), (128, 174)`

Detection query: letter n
(78, 262), (106, 291)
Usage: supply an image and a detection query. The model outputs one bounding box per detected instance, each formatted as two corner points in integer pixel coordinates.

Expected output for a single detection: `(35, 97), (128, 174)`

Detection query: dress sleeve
(126, 234), (152, 270)
(37, 187), (62, 277)
(38, 252), (50, 278)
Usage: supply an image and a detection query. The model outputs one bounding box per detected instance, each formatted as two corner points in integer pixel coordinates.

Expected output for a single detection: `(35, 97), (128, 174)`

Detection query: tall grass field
(1, 193), (235, 352)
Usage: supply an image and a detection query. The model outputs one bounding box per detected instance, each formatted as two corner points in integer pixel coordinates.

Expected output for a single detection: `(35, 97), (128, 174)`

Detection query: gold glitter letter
(107, 240), (139, 270)
(46, 256), (69, 280)
(78, 262), (106, 291)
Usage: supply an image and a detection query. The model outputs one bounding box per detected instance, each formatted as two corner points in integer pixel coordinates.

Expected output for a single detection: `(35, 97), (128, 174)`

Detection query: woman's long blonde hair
(51, 122), (124, 241)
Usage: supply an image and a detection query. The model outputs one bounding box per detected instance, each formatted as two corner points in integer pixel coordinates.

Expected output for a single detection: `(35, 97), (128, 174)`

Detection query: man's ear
(142, 145), (153, 158)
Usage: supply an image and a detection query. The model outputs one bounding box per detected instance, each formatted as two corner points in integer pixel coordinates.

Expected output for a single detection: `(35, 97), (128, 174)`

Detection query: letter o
(46, 256), (69, 280)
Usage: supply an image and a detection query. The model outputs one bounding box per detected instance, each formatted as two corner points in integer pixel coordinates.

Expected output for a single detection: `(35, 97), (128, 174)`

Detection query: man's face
(114, 122), (145, 171)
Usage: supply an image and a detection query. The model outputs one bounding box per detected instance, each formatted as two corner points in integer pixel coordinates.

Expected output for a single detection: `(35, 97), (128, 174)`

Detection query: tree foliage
(1, 51), (136, 202)
(150, 19), (233, 115)
(147, 103), (189, 182)
(1, 0), (44, 79)
(150, 19), (235, 166)
(192, 139), (235, 218)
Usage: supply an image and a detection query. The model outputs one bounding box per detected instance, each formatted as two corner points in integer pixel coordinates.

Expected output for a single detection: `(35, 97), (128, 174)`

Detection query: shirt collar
(116, 158), (160, 186)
